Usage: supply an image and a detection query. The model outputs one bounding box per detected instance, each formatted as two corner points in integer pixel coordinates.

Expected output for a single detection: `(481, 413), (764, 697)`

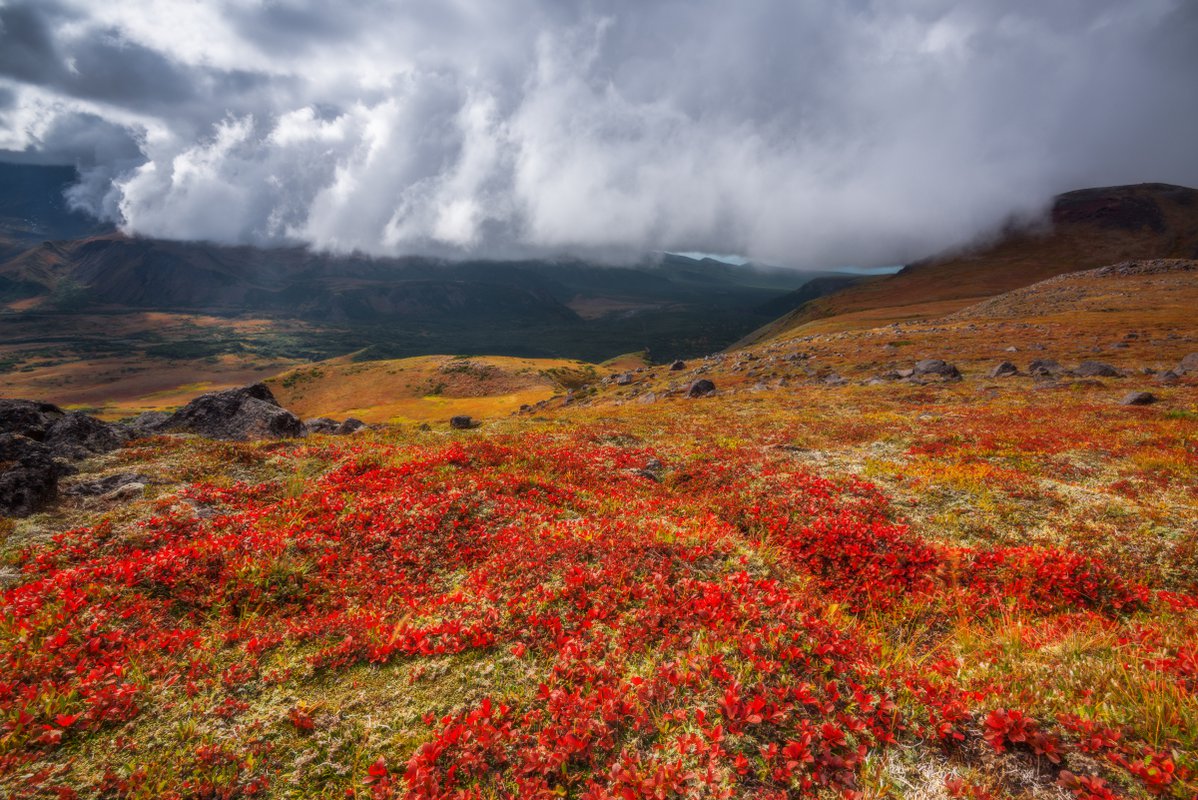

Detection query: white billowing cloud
(1, 0), (1196, 267)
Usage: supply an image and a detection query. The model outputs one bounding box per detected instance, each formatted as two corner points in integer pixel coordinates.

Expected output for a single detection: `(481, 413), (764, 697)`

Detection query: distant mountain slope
(753, 274), (866, 318)
(0, 162), (113, 251)
(740, 182), (1198, 345)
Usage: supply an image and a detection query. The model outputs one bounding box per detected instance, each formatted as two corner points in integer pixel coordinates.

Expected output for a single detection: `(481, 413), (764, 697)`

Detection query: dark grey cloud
(0, 0), (1196, 266)
(0, 2), (62, 85)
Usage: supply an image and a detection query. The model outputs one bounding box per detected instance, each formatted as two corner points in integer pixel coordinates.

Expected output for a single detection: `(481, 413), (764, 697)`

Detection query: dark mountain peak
(1050, 182), (1197, 232)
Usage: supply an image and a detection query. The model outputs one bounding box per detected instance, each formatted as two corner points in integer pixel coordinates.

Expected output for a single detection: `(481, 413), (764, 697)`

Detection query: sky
(1, 0), (1196, 268)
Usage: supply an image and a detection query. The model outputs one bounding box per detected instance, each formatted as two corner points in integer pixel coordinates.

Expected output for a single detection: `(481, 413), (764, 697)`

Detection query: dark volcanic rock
(670, 360), (687, 371)
(686, 379), (716, 398)
(450, 415), (477, 430)
(44, 412), (131, 458)
(336, 418), (367, 435)
(0, 399), (65, 440)
(912, 359), (961, 379)
(160, 383), (303, 440)
(989, 361), (1019, 378)
(1120, 391), (1157, 406)
(0, 434), (75, 517)
(1074, 360), (1121, 378)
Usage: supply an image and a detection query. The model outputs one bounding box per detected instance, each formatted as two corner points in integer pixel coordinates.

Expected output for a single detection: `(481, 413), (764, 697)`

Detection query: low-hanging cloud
(1, 0), (1196, 267)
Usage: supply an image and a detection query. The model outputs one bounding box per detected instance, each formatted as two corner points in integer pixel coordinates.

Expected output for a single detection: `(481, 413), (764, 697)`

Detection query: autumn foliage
(1, 420), (1195, 798)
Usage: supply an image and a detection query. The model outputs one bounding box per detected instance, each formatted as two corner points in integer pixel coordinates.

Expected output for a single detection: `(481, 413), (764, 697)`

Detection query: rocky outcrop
(1, 400), (132, 516)
(0, 434), (75, 517)
(157, 384), (303, 440)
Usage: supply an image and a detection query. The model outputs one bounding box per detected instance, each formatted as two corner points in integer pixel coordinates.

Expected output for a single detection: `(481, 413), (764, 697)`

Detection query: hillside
(267, 354), (603, 424)
(741, 183), (1198, 344)
(2, 258), (1195, 799)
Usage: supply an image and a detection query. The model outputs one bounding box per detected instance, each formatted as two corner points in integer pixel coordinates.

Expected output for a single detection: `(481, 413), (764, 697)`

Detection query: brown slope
(739, 182), (1198, 345)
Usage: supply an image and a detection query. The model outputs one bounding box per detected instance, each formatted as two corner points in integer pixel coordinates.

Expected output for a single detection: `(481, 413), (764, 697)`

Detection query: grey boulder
(912, 359), (961, 379)
(1074, 361), (1121, 378)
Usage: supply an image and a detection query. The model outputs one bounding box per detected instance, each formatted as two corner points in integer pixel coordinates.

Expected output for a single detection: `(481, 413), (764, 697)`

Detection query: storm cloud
(1, 0), (1196, 267)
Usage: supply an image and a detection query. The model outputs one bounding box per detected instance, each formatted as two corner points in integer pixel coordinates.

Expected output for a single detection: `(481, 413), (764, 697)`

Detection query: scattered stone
(304, 417), (340, 434)
(1004, 346), (1018, 352)
(159, 384), (303, 440)
(912, 359), (961, 379)
(638, 392), (658, 404)
(336, 418), (367, 435)
(1074, 360), (1121, 378)
(103, 482), (146, 502)
(669, 360), (686, 371)
(989, 361), (1019, 378)
(895, 368), (915, 379)
(64, 472), (151, 497)
(450, 415), (478, 430)
(1176, 353), (1198, 375)
(1156, 370), (1181, 385)
(1120, 391), (1157, 406)
(823, 373), (847, 386)
(613, 372), (633, 386)
(0, 434), (74, 517)
(633, 458), (665, 482)
(1029, 359), (1063, 377)
(686, 379), (716, 398)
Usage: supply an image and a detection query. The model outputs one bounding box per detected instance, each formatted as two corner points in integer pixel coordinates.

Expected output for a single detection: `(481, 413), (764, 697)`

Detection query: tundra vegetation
(1, 261), (1196, 799)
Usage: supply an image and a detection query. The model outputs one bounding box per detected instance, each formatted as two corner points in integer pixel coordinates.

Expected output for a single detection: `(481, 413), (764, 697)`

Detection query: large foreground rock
(0, 434), (75, 517)
(159, 384), (303, 440)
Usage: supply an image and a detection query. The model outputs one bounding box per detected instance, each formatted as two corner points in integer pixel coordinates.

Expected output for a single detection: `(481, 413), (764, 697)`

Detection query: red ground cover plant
(1, 432), (1194, 797)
